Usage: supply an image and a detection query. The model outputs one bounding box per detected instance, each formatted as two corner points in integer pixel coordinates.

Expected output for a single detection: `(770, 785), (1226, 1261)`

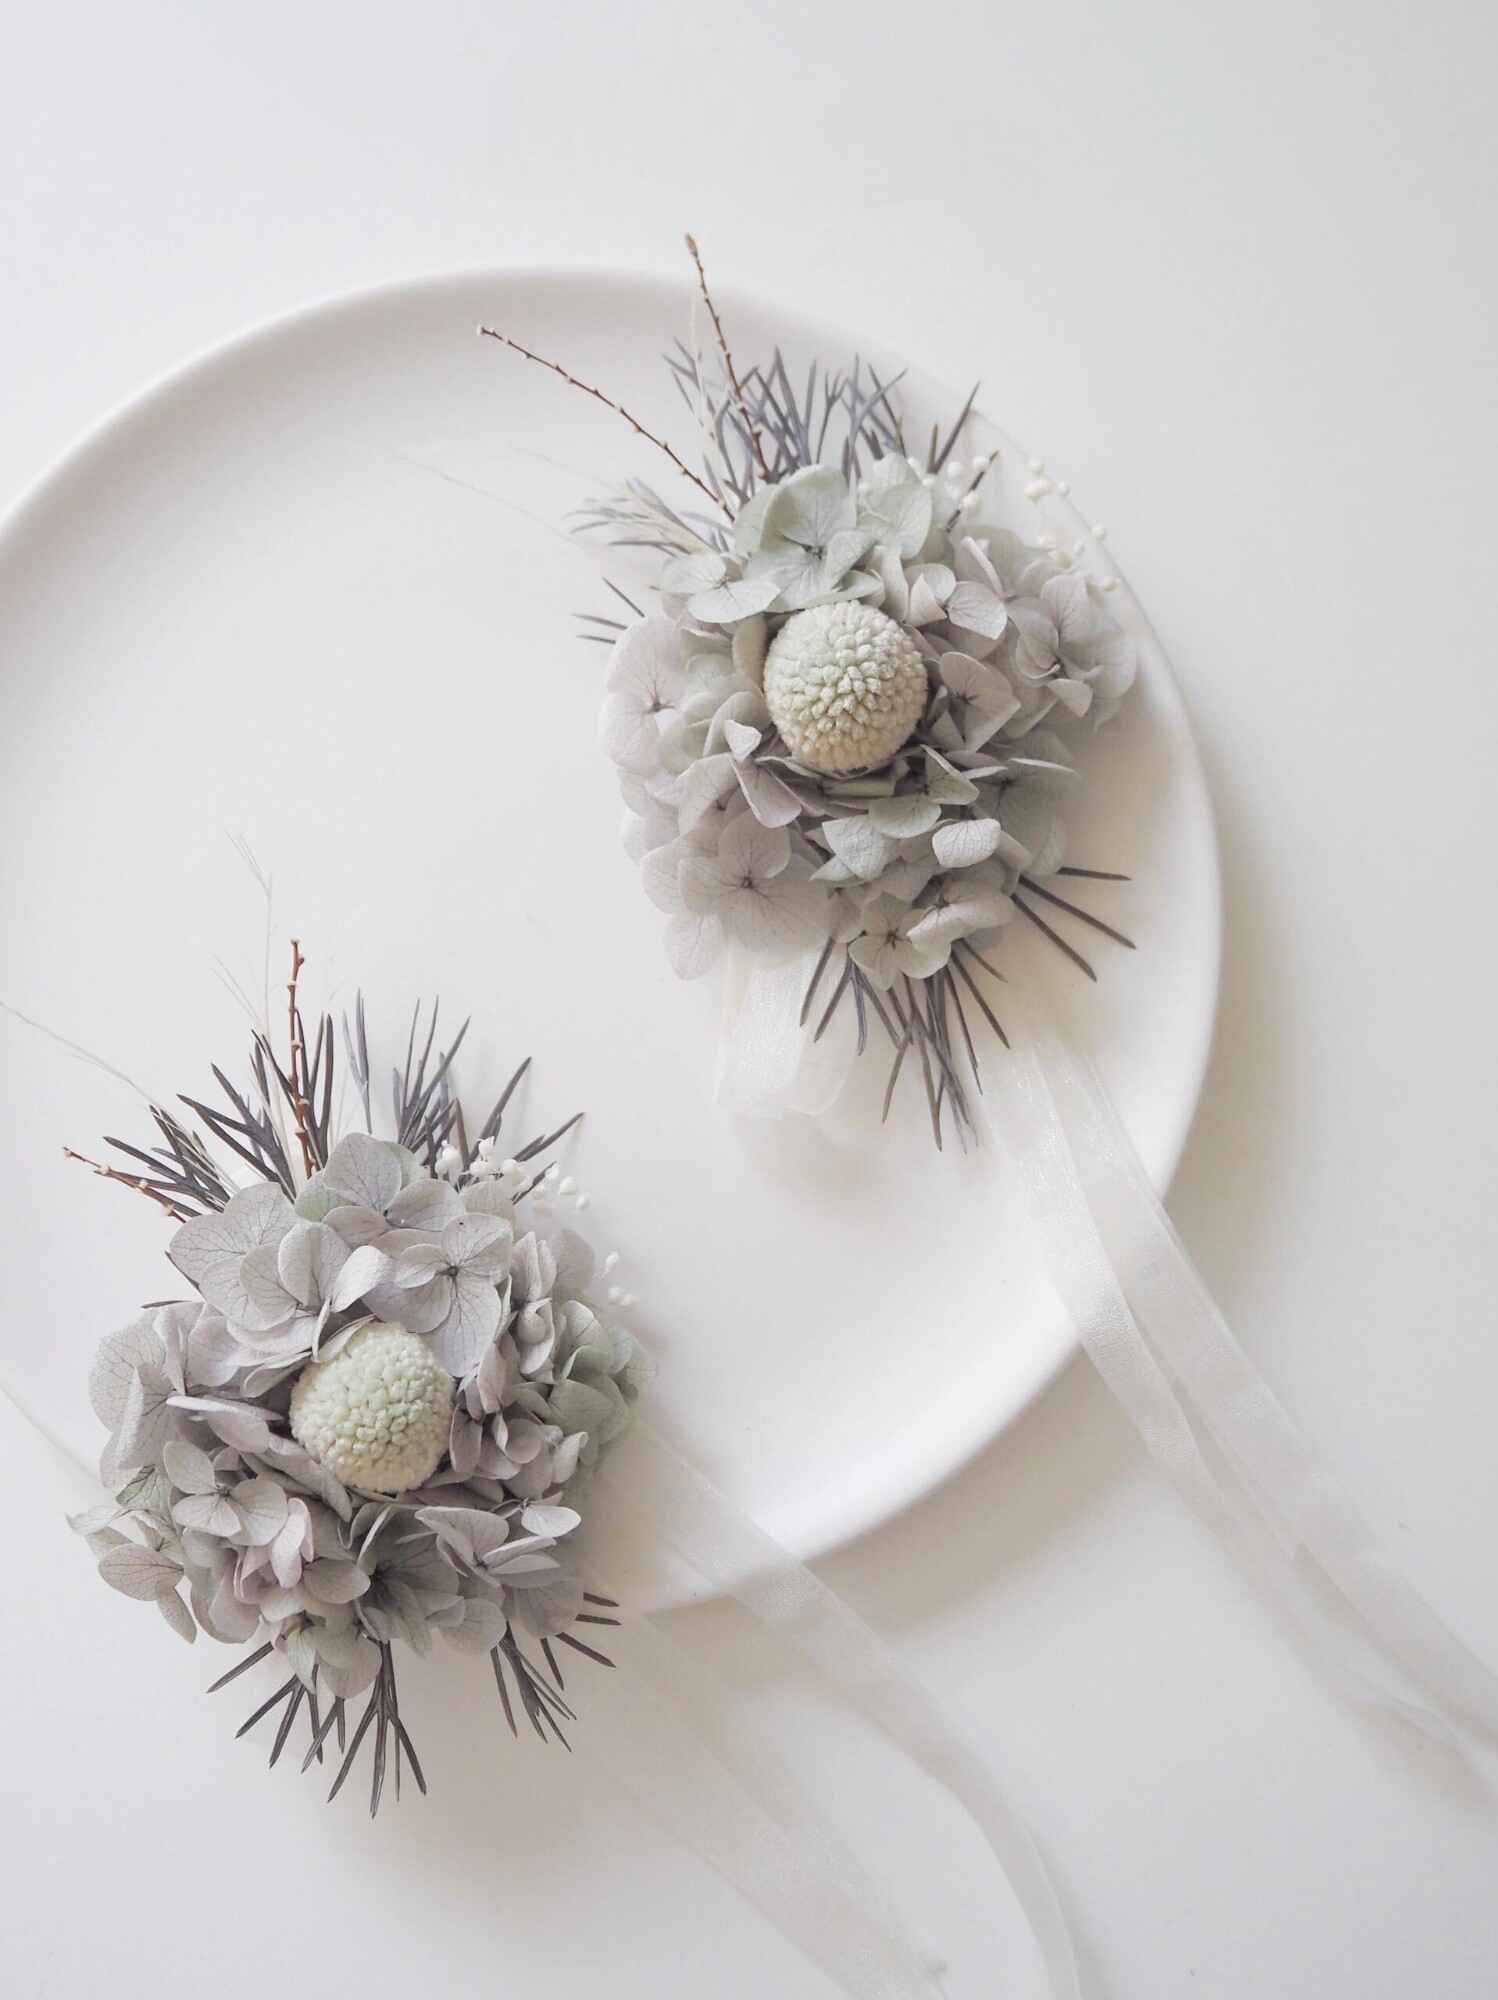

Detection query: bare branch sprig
(286, 938), (316, 1180)
(685, 232), (770, 484)
(477, 325), (721, 509)
(62, 1146), (191, 1220)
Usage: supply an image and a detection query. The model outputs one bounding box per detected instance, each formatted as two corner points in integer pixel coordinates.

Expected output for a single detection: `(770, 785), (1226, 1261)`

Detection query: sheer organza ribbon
(584, 1426), (1080, 1997)
(591, 957), (1498, 1996)
(717, 941), (1498, 1757)
(986, 986), (1498, 1751)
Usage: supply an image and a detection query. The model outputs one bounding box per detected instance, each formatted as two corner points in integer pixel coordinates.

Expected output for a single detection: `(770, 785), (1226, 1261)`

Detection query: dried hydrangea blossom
(71, 954), (641, 1812)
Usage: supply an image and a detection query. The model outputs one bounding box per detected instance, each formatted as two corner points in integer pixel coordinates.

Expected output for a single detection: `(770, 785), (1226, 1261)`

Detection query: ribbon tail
(598, 1422), (1083, 1999)
(715, 944), (858, 1120)
(989, 989), (1498, 1753)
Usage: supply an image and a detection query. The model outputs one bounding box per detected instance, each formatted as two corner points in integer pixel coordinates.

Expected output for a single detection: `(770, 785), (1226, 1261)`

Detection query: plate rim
(0, 261), (1223, 1553)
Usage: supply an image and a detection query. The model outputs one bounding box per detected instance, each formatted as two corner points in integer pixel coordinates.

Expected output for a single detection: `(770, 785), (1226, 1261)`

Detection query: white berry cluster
(763, 602), (928, 775)
(290, 1323), (454, 1495)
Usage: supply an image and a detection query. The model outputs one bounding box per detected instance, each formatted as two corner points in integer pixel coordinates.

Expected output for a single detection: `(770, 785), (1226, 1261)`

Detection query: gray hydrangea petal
(687, 569), (781, 624)
(387, 1179), (464, 1232)
(89, 1313), (165, 1429)
(520, 1502), (581, 1539)
(448, 1406), (482, 1480)
(169, 1182), (294, 1305)
(259, 1437), (353, 1521)
(190, 1560), (261, 1643)
(172, 1490), (240, 1537)
(660, 549), (727, 595)
(182, 1307), (242, 1391)
(906, 566), (954, 627)
(428, 1270), (502, 1378)
(292, 1170), (340, 1222)
(822, 816), (898, 882)
(461, 1180), (518, 1224)
(98, 1541), (183, 1602)
(310, 1623), (380, 1698)
(321, 1133), (404, 1212)
(509, 1571), (585, 1640)
(441, 1211), (511, 1280)
(552, 1228), (595, 1297)
(747, 530), (877, 612)
(868, 794), (942, 838)
(302, 1558), (370, 1606)
(326, 1242), (393, 1312)
(235, 1240), (300, 1333)
(114, 1363), (177, 1471)
(763, 465), (856, 547)
(720, 868), (825, 960)
(510, 1233), (556, 1307)
(857, 458), (933, 558)
(321, 1202), (388, 1247)
(476, 1338), (510, 1412)
(734, 755), (803, 829)
(417, 1505), (512, 1568)
(516, 1297), (555, 1348)
(442, 1594), (509, 1653)
(163, 1438), (218, 1495)
(269, 1502), (313, 1589)
(365, 1268), (449, 1335)
(932, 818), (1004, 869)
(946, 580), (1008, 650)
(169, 1394), (274, 1452)
(1078, 629), (1135, 700)
(922, 747), (980, 806)
(547, 1376), (621, 1444)
(665, 907), (723, 979)
(1038, 571), (1096, 649)
(155, 1590), (197, 1644)
(275, 1220), (349, 1309)
(999, 779), (1068, 877)
(727, 481), (777, 556)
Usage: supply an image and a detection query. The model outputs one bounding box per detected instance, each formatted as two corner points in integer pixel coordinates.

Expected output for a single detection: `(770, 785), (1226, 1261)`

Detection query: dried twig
(478, 326), (721, 508)
(285, 939), (315, 1179)
(62, 1146), (189, 1220)
(685, 232), (770, 482)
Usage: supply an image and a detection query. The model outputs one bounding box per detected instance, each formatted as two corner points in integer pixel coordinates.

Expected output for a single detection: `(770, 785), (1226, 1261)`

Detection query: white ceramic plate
(0, 267), (1219, 1561)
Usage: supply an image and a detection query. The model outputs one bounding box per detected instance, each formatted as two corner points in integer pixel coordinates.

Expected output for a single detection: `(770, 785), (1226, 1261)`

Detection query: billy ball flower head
(290, 1323), (454, 1495)
(763, 602), (928, 775)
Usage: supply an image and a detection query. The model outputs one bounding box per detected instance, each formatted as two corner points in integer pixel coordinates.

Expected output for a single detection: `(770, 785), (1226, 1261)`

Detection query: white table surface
(3, 5), (1496, 1996)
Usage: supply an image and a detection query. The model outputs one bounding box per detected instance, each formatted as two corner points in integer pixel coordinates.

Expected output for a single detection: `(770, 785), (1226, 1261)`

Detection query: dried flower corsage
(69, 943), (641, 1813)
(481, 237), (1137, 1141)
(472, 242), (1498, 1821)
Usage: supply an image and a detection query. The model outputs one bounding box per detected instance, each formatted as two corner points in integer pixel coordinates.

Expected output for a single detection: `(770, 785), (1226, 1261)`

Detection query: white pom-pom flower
(763, 602), (928, 775)
(290, 1324), (453, 1495)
